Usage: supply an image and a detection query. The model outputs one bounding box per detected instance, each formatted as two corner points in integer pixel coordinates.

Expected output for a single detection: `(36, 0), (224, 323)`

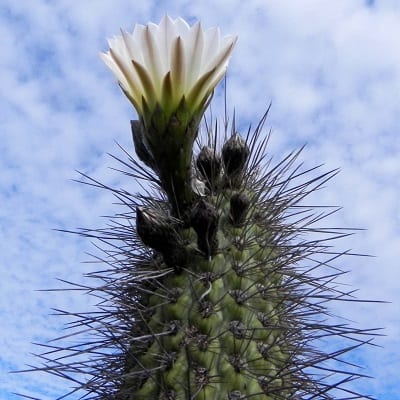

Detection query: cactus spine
(22, 16), (379, 400)
(109, 115), (376, 399)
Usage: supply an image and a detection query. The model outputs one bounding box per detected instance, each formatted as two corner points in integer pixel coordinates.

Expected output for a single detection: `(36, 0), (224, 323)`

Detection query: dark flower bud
(196, 146), (221, 187)
(222, 133), (249, 176)
(136, 207), (178, 253)
(190, 200), (219, 257)
(230, 192), (250, 225)
(131, 120), (156, 169)
(136, 207), (186, 271)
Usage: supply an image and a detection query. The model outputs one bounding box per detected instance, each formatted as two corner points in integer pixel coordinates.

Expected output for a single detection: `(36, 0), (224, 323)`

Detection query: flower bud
(222, 134), (249, 177)
(190, 200), (219, 257)
(196, 146), (221, 187)
(131, 120), (156, 169)
(230, 192), (250, 225)
(136, 207), (179, 252)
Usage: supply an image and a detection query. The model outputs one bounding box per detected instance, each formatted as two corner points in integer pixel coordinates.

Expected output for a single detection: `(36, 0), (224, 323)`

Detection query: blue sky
(1, 0), (399, 399)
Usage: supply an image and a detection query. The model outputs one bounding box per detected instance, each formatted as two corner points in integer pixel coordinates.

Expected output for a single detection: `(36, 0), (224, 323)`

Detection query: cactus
(22, 16), (379, 400)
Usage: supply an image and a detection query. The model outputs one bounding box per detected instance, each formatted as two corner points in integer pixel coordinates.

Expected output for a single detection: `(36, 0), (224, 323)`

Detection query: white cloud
(1, 1), (399, 398)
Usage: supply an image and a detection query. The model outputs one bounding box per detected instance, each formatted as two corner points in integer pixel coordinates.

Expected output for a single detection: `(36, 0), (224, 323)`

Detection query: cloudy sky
(1, 0), (399, 399)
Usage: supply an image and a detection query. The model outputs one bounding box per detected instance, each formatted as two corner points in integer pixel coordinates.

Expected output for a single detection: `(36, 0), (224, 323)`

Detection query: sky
(1, 0), (399, 399)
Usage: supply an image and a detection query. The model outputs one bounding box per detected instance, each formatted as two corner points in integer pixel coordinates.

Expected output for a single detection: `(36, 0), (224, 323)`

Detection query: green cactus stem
(20, 110), (380, 400)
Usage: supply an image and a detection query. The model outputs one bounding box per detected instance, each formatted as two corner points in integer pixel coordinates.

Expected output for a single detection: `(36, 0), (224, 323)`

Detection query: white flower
(101, 15), (237, 121)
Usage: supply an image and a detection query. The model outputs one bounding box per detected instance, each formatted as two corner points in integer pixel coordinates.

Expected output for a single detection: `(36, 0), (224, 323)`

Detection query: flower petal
(161, 71), (174, 115)
(203, 34), (237, 73)
(131, 59), (157, 109)
(120, 29), (143, 65)
(171, 36), (185, 103)
(100, 52), (128, 87)
(101, 16), (236, 125)
(142, 25), (163, 93)
(173, 17), (191, 41)
(185, 22), (204, 88)
(201, 27), (220, 69)
(108, 48), (144, 109)
(158, 15), (176, 68)
(186, 66), (218, 111)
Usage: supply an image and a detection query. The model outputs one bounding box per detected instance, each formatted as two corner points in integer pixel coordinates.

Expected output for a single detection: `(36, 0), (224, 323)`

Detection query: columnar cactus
(23, 16), (379, 400)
